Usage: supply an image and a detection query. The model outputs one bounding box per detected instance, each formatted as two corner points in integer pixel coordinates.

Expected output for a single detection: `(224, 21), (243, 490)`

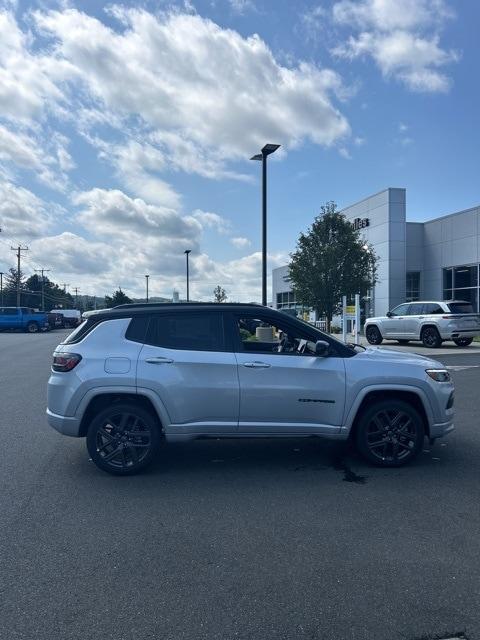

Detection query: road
(0, 331), (479, 640)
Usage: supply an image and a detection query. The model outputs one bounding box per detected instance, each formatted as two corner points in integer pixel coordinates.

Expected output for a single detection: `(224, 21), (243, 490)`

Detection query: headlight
(426, 369), (451, 382)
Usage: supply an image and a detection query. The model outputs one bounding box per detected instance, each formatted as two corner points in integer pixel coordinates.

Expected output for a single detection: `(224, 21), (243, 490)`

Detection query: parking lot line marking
(446, 365), (480, 371)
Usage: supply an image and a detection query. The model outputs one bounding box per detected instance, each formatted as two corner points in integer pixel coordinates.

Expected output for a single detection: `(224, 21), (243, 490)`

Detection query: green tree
(24, 274), (74, 311)
(105, 289), (132, 308)
(2, 268), (27, 306)
(288, 202), (377, 331)
(213, 285), (227, 303)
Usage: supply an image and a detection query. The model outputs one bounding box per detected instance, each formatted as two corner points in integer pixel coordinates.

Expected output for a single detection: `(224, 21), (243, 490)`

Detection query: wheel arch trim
(343, 384), (434, 433)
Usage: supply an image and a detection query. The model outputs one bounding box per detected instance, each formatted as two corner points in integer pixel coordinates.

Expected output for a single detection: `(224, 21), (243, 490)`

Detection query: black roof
(89, 302), (266, 321)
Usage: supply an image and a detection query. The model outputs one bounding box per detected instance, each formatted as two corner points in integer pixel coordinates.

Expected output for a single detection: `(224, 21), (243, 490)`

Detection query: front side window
(390, 303), (411, 316)
(407, 303), (424, 315)
(146, 313), (224, 351)
(236, 315), (319, 356)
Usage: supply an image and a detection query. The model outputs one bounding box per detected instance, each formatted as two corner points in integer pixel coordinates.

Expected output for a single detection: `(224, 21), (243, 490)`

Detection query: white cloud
(228, 0), (256, 15)
(398, 122), (408, 132)
(338, 147), (352, 159)
(332, 0), (459, 92)
(192, 209), (231, 234)
(0, 124), (72, 190)
(0, 11), (71, 123)
(33, 8), (350, 168)
(0, 180), (53, 239)
(230, 236), (251, 248)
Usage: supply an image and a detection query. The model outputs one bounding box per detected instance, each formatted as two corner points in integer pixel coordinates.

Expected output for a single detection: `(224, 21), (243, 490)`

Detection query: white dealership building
(272, 187), (480, 318)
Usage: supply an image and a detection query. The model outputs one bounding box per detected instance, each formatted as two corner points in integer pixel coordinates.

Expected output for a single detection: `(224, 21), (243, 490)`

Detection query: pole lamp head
(250, 144), (280, 162)
(184, 249), (191, 256)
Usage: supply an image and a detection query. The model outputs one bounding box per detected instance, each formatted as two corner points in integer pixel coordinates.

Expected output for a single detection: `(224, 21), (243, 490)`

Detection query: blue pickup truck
(0, 307), (50, 333)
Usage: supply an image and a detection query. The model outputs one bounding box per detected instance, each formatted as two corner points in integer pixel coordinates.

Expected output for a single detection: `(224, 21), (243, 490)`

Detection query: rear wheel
(365, 325), (383, 345)
(453, 337), (473, 347)
(26, 321), (39, 333)
(87, 403), (162, 475)
(355, 399), (425, 467)
(421, 326), (442, 348)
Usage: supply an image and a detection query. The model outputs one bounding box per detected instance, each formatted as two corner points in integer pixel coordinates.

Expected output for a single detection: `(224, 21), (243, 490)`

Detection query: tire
(86, 403), (162, 476)
(397, 340), (410, 345)
(355, 399), (425, 467)
(421, 326), (442, 348)
(26, 321), (39, 334)
(453, 337), (473, 347)
(365, 325), (383, 345)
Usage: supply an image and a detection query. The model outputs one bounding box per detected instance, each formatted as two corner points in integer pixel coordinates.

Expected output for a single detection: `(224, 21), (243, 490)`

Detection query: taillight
(52, 352), (82, 372)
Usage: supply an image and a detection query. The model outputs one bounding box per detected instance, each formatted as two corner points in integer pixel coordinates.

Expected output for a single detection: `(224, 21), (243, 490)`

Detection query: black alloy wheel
(421, 327), (442, 348)
(356, 400), (424, 467)
(365, 325), (383, 345)
(87, 403), (161, 475)
(453, 337), (473, 347)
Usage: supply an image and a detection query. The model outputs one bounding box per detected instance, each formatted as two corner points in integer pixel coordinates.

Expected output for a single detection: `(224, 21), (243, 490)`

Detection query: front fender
(342, 384), (435, 434)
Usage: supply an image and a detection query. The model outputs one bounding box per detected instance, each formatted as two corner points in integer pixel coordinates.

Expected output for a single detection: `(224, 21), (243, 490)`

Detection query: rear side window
(125, 315), (150, 343)
(447, 302), (474, 314)
(424, 303), (444, 314)
(145, 313), (224, 351)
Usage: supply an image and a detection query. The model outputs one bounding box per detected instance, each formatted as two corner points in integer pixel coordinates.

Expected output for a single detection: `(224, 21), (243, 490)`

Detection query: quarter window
(145, 313), (224, 351)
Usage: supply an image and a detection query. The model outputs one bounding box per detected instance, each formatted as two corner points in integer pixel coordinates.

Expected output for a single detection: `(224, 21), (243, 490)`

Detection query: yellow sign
(345, 305), (356, 315)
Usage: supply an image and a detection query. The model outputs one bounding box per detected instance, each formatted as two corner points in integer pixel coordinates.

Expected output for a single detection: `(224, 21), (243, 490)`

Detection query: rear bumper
(46, 408), (81, 437)
(441, 330), (480, 339)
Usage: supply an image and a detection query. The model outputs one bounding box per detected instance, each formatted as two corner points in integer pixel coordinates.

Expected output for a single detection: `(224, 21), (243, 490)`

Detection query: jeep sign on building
(272, 187), (480, 318)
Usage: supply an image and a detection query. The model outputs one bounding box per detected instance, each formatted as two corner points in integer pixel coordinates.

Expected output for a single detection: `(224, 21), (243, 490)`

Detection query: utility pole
(184, 250), (191, 302)
(10, 246), (28, 307)
(35, 268), (51, 311)
(60, 283), (70, 293)
(73, 287), (80, 309)
(0, 271), (4, 306)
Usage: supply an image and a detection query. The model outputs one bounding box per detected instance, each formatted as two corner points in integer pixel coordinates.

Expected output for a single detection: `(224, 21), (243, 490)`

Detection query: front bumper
(46, 408), (81, 437)
(429, 418), (454, 439)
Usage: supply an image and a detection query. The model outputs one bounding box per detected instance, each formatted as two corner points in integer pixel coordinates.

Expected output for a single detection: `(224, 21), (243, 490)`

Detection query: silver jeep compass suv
(47, 304), (454, 475)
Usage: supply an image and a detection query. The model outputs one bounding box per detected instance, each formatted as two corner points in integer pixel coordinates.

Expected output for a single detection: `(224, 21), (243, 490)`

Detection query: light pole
(145, 274), (150, 303)
(184, 250), (191, 302)
(0, 271), (3, 306)
(250, 143), (280, 306)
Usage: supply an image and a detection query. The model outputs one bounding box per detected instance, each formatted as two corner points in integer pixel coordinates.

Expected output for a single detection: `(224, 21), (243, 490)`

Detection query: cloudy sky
(0, 0), (478, 301)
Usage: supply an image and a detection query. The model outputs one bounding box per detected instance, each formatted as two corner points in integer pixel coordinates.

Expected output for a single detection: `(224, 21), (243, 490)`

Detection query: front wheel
(26, 321), (39, 333)
(453, 337), (473, 347)
(365, 325), (383, 345)
(87, 403), (162, 475)
(421, 326), (442, 348)
(355, 399), (425, 467)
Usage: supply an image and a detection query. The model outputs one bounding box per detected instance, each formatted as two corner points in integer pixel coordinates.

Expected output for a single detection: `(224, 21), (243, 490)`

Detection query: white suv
(365, 300), (480, 348)
(47, 304), (454, 475)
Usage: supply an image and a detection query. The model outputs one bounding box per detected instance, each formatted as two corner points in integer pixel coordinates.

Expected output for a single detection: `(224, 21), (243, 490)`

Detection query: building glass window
(443, 264), (479, 312)
(406, 272), (420, 302)
(275, 289), (304, 313)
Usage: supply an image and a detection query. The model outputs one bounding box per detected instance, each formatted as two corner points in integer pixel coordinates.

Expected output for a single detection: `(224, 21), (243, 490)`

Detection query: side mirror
(386, 311), (393, 318)
(315, 340), (330, 357)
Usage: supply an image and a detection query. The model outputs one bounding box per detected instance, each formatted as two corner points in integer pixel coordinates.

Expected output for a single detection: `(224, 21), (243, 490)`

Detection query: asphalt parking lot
(1, 330), (479, 640)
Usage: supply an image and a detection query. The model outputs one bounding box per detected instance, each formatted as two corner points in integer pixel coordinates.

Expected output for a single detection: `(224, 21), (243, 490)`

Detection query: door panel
(383, 303), (411, 338)
(404, 303), (425, 338)
(137, 345), (239, 431)
(235, 352), (346, 433)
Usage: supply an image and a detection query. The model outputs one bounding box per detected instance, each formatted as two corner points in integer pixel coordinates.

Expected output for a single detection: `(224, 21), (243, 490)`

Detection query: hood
(354, 346), (443, 369)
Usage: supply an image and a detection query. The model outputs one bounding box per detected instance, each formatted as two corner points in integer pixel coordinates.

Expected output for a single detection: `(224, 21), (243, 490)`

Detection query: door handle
(243, 361), (271, 369)
(418, 316), (424, 319)
(145, 356), (174, 364)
